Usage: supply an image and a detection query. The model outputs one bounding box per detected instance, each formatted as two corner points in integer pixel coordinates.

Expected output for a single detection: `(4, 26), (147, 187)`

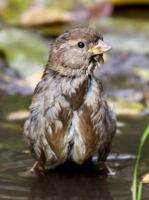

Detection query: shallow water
(0, 94), (149, 200)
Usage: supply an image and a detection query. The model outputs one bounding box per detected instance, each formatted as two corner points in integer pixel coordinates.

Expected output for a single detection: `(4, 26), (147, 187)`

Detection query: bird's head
(48, 27), (112, 77)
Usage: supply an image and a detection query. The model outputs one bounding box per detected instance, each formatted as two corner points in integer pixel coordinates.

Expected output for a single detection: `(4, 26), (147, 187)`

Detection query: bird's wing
(24, 79), (73, 167)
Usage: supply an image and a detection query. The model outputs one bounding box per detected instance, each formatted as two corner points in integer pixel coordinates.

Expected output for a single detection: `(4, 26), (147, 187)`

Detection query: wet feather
(24, 27), (116, 168)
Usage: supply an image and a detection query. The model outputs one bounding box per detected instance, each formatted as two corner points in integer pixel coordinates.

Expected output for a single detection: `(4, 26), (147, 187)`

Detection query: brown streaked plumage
(24, 27), (116, 172)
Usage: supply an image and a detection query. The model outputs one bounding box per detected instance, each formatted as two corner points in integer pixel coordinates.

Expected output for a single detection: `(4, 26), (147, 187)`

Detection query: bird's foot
(23, 161), (39, 177)
(103, 161), (115, 175)
(29, 161), (39, 172)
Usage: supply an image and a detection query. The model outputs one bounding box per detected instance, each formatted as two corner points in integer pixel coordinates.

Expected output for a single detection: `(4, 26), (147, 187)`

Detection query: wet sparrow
(24, 27), (116, 172)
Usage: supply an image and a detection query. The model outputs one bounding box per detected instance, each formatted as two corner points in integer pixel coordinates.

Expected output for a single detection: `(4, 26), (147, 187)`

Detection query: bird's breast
(44, 77), (111, 165)
(61, 75), (89, 111)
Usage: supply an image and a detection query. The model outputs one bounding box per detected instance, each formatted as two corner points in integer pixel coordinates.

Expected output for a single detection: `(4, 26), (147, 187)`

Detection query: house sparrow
(24, 27), (116, 172)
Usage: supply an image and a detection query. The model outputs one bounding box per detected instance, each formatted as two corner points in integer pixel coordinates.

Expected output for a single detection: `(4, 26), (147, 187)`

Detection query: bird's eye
(78, 42), (85, 48)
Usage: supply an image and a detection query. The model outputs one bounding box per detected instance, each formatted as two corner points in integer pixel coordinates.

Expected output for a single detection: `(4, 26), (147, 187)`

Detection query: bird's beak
(88, 40), (112, 55)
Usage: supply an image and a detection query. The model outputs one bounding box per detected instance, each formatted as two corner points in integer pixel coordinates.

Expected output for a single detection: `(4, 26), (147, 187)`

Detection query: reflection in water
(28, 162), (113, 200)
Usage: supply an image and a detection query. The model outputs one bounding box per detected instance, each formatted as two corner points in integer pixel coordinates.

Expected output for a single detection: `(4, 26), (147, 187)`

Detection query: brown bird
(24, 27), (116, 173)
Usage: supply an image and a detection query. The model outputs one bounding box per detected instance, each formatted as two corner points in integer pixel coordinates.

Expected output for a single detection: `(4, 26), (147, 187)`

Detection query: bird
(24, 27), (116, 173)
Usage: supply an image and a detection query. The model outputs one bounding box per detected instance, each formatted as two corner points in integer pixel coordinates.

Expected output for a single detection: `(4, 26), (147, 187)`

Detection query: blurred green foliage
(0, 0), (74, 24)
(0, 0), (30, 24)
(0, 28), (49, 77)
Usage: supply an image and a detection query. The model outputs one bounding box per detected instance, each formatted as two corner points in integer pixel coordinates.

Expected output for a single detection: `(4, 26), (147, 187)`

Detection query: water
(0, 94), (149, 200)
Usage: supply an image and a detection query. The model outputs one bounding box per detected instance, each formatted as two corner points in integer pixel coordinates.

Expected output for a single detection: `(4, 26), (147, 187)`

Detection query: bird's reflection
(28, 161), (113, 200)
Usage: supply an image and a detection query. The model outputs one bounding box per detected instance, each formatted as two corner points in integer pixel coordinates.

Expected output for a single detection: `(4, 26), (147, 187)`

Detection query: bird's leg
(28, 161), (43, 179)
(103, 161), (113, 174)
(29, 161), (39, 172)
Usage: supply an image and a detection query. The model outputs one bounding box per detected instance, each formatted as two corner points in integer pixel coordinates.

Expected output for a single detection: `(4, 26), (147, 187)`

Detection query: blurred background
(0, 0), (149, 114)
(0, 0), (149, 200)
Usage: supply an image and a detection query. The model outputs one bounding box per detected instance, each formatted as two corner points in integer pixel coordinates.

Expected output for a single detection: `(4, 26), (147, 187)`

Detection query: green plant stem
(132, 125), (149, 200)
(137, 182), (142, 200)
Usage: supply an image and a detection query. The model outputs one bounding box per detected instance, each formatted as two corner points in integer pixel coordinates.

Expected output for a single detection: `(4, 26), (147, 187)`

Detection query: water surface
(0, 94), (149, 200)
